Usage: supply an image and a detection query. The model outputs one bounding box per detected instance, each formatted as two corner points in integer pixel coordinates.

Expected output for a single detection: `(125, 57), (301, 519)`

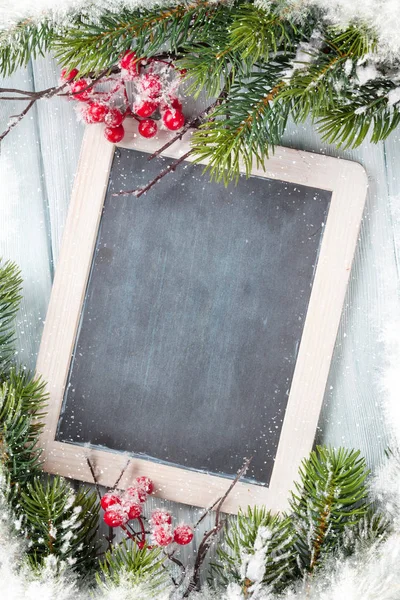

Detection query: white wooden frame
(36, 119), (368, 514)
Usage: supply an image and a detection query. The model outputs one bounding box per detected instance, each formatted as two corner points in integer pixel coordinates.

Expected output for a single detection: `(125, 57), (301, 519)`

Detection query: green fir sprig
(211, 506), (297, 595)
(0, 259), (99, 579)
(0, 19), (55, 77)
(20, 476), (99, 577)
(97, 540), (170, 595)
(290, 446), (370, 575)
(0, 260), (22, 375)
(2, 2), (400, 183)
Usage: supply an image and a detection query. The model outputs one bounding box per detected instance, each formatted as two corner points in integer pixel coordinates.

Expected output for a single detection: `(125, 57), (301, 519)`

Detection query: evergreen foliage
(0, 370), (47, 499)
(211, 506), (296, 594)
(290, 446), (370, 575)
(0, 260), (22, 375)
(20, 476), (99, 577)
(2, 2), (400, 183)
(0, 19), (55, 77)
(97, 540), (169, 594)
(0, 259), (99, 579)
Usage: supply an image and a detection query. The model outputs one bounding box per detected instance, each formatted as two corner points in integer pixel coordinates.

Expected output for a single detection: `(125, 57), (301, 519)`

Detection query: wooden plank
(36, 121), (367, 513)
(31, 55), (84, 268)
(0, 65), (52, 371)
(281, 117), (394, 471)
(28, 55), (216, 547)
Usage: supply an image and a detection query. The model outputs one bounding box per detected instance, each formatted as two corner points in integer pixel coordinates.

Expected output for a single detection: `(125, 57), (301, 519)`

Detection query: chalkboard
(37, 123), (367, 512)
(56, 146), (330, 486)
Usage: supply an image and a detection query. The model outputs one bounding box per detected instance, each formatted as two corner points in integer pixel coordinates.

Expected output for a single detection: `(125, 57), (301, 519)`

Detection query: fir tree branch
(0, 260), (22, 375)
(290, 446), (370, 576)
(20, 476), (100, 576)
(228, 4), (298, 63)
(211, 506), (297, 594)
(97, 539), (169, 593)
(191, 64), (291, 184)
(0, 19), (55, 77)
(54, 2), (227, 76)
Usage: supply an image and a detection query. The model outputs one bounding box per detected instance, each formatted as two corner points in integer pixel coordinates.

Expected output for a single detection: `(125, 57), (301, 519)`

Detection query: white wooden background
(1, 55), (400, 566)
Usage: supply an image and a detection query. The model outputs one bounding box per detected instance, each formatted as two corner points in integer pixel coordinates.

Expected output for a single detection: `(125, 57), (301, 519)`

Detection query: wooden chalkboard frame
(36, 119), (367, 513)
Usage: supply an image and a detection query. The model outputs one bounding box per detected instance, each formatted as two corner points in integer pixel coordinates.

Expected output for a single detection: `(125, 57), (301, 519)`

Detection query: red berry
(104, 125), (125, 143)
(103, 507), (128, 528)
(161, 96), (183, 113)
(150, 509), (172, 526)
(70, 79), (92, 102)
(127, 503), (142, 520)
(180, 69), (188, 77)
(120, 50), (139, 76)
(61, 67), (79, 81)
(104, 108), (124, 127)
(100, 493), (121, 511)
(136, 476), (154, 495)
(138, 119), (158, 138)
(173, 525), (194, 545)
(162, 109), (185, 131)
(87, 102), (107, 123)
(134, 100), (159, 118)
(152, 525), (173, 547)
(170, 97), (183, 112)
(140, 74), (162, 98)
(125, 486), (146, 504)
(137, 540), (146, 550)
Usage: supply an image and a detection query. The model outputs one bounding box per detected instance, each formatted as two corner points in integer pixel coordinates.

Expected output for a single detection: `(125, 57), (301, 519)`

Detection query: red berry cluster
(150, 509), (194, 547)
(61, 49), (186, 145)
(100, 476), (193, 549)
(101, 476), (152, 528)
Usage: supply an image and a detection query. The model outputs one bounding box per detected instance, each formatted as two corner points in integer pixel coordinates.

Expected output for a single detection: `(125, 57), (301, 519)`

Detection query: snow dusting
(273, 0), (400, 61)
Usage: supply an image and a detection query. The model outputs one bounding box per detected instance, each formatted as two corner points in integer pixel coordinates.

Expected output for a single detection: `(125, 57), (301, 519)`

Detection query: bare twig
(0, 96), (36, 101)
(164, 549), (187, 587)
(113, 149), (193, 198)
(0, 98), (36, 143)
(193, 497), (221, 529)
(112, 458), (131, 490)
(0, 87), (38, 96)
(146, 115), (202, 161)
(183, 457), (252, 597)
(86, 456), (103, 503)
(58, 67), (114, 98)
(146, 87), (231, 162)
(0, 69), (109, 143)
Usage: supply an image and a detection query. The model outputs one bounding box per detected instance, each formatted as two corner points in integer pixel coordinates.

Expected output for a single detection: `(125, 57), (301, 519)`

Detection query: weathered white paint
(35, 120), (367, 514)
(1, 55), (399, 559)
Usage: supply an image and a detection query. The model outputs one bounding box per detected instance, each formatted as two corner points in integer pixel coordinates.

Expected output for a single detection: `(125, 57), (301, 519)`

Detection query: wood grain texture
(0, 65), (52, 371)
(281, 118), (396, 470)
(3, 54), (399, 551)
(31, 55), (84, 268)
(36, 121), (366, 513)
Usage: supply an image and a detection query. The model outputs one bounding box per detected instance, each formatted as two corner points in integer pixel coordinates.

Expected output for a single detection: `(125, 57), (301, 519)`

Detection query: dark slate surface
(57, 148), (331, 486)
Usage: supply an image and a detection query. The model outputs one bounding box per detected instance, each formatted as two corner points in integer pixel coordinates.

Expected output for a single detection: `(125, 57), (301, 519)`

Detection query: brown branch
(112, 458), (131, 490)
(164, 549), (187, 587)
(0, 96), (35, 101)
(182, 457), (252, 597)
(86, 456), (102, 503)
(0, 99), (36, 143)
(193, 497), (221, 529)
(147, 116), (200, 162)
(147, 84), (232, 162)
(0, 87), (38, 96)
(113, 150), (193, 198)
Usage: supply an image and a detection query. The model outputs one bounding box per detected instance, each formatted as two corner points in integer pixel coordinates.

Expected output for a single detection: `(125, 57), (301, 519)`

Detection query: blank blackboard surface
(57, 148), (331, 486)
